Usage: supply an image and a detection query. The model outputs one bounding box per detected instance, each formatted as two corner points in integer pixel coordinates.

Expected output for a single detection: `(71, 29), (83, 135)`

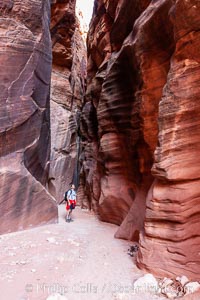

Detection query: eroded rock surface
(0, 0), (58, 233)
(138, 0), (200, 281)
(79, 0), (200, 280)
(49, 0), (86, 201)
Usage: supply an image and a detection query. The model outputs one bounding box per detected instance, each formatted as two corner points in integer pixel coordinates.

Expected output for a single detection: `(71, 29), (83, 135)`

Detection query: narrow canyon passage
(0, 207), (165, 300)
(1, 0), (200, 299)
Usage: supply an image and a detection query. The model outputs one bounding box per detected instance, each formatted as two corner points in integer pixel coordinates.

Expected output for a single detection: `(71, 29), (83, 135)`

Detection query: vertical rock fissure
(49, 0), (86, 202)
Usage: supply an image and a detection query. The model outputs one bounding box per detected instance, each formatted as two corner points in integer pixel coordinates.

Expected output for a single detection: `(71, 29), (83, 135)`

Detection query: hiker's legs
(70, 202), (76, 221)
(69, 209), (72, 219)
(66, 202), (75, 222)
(67, 209), (72, 220)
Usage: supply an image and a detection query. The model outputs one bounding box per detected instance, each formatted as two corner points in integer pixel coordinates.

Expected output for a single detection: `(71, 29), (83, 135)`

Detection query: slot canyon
(0, 0), (200, 299)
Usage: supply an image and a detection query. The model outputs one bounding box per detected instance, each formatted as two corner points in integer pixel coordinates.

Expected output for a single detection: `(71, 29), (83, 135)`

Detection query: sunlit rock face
(49, 0), (86, 201)
(80, 0), (200, 280)
(0, 0), (58, 233)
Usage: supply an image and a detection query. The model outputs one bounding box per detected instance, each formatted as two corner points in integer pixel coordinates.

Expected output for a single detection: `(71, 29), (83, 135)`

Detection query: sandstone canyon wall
(80, 0), (200, 280)
(0, 0), (58, 233)
(49, 0), (86, 202)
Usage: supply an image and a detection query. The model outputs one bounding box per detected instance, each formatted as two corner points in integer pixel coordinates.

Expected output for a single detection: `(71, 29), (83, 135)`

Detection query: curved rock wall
(0, 0), (58, 233)
(138, 0), (200, 281)
(49, 0), (86, 202)
(80, 0), (200, 280)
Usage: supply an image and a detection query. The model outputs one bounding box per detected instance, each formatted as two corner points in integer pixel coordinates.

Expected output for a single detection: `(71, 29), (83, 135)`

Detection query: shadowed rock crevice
(49, 0), (86, 201)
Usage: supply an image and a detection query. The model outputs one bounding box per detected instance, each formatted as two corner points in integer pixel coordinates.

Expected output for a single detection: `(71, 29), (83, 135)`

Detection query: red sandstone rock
(80, 0), (200, 280)
(80, 0), (155, 232)
(49, 0), (86, 202)
(0, 0), (58, 233)
(138, 0), (200, 281)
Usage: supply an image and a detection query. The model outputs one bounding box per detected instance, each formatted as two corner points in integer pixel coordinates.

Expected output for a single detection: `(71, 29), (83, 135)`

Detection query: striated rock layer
(49, 0), (86, 202)
(138, 0), (200, 281)
(0, 0), (58, 233)
(80, 0), (200, 280)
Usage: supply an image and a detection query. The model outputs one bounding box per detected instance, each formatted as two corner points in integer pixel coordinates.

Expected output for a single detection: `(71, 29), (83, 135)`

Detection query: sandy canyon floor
(0, 205), (173, 300)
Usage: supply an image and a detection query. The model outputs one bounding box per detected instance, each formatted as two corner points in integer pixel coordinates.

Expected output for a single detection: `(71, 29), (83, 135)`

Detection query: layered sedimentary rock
(0, 0), (58, 233)
(49, 0), (86, 202)
(80, 0), (155, 234)
(80, 0), (200, 280)
(138, 0), (200, 281)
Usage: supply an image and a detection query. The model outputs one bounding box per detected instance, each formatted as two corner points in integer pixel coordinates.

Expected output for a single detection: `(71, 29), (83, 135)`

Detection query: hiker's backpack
(64, 189), (72, 201)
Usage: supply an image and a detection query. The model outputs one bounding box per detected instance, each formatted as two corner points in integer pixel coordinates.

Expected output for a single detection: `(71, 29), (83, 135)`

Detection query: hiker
(66, 184), (77, 222)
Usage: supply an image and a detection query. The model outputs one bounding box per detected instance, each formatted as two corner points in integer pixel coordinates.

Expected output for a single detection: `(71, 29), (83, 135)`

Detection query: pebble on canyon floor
(184, 281), (200, 295)
(127, 244), (139, 257)
(46, 237), (56, 244)
(159, 277), (184, 299)
(133, 274), (200, 298)
(133, 273), (159, 294)
(159, 276), (200, 298)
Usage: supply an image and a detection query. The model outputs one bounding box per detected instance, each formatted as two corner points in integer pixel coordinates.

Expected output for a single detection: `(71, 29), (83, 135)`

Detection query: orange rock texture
(79, 0), (200, 280)
(49, 0), (86, 201)
(0, 0), (58, 233)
